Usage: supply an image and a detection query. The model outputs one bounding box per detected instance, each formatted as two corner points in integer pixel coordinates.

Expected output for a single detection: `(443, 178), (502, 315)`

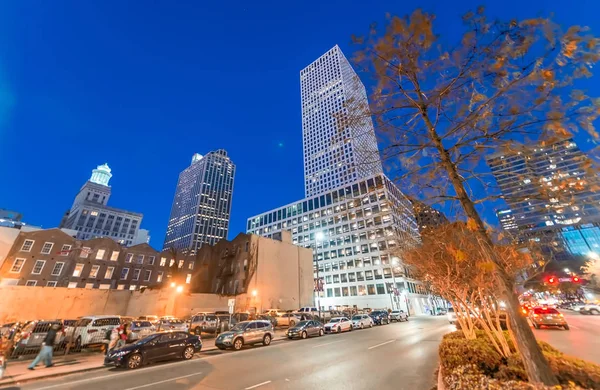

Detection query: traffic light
(572, 276), (581, 283)
(547, 276), (557, 284)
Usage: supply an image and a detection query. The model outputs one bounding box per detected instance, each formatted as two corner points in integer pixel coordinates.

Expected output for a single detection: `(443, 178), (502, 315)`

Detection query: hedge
(440, 331), (600, 390)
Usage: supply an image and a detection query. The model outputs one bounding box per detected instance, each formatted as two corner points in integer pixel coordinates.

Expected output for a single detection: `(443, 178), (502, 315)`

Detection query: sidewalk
(0, 329), (288, 386)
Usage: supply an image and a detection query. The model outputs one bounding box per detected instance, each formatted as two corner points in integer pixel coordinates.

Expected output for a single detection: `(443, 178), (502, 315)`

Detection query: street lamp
(314, 232), (324, 320)
(252, 289), (258, 297)
(176, 285), (183, 293)
(170, 282), (176, 288)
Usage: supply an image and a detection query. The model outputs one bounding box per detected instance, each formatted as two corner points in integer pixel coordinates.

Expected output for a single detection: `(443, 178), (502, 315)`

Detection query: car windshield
(352, 316), (362, 320)
(329, 318), (341, 323)
(231, 322), (249, 331)
(76, 318), (92, 327)
(296, 321), (310, 327)
(134, 334), (158, 346)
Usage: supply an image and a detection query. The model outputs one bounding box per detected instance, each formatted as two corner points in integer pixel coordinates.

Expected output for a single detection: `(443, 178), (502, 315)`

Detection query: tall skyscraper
(488, 139), (600, 259)
(163, 150), (235, 254)
(248, 46), (424, 313)
(60, 164), (146, 246)
(300, 45), (382, 197)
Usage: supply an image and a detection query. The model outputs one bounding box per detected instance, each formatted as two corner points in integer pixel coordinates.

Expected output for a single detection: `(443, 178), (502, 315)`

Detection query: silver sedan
(351, 314), (373, 329)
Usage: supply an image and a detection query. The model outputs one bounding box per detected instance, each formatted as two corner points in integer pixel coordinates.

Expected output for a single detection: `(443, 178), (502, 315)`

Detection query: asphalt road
(4, 316), (450, 390)
(532, 311), (600, 365)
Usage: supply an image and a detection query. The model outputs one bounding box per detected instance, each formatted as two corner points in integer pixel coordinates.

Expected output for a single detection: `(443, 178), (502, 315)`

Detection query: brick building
(0, 228), (197, 290)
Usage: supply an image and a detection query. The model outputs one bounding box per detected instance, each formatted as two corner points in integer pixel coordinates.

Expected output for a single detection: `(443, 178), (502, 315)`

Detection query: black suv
(369, 311), (390, 325)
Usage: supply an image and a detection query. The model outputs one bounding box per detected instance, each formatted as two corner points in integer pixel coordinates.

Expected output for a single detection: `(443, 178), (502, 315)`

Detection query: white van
(72, 315), (122, 348)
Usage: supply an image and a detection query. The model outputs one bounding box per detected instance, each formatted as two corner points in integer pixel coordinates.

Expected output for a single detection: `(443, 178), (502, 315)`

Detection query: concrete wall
(245, 235), (314, 311)
(0, 286), (131, 323)
(0, 286), (236, 323)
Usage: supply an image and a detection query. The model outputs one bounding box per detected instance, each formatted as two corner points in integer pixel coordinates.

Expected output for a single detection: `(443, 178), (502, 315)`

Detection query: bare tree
(352, 8), (600, 385)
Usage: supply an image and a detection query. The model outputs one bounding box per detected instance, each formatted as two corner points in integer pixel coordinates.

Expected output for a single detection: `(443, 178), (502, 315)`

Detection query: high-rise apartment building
(496, 209), (518, 232)
(248, 46), (424, 313)
(408, 198), (449, 232)
(163, 150), (235, 254)
(60, 164), (146, 246)
(488, 139), (600, 258)
(300, 45), (382, 197)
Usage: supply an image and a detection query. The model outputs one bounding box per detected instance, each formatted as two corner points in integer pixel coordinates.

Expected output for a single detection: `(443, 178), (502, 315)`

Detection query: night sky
(1, 0), (599, 247)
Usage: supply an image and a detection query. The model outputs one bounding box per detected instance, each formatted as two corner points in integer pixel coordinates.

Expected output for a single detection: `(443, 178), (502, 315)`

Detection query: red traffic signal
(547, 276), (557, 284)
(572, 276), (581, 283)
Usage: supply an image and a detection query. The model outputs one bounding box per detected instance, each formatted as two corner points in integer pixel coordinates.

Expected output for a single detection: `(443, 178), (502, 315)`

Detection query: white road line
(245, 380), (272, 389)
(311, 340), (343, 348)
(368, 339), (395, 350)
(123, 372), (204, 390)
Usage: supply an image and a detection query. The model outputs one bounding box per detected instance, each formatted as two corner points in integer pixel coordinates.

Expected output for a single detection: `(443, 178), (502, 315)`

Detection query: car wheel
(75, 336), (82, 351)
(127, 353), (142, 369)
(319, 329), (324, 336)
(360, 323), (364, 329)
(183, 346), (195, 360)
(337, 326), (341, 333)
(591, 309), (600, 315)
(233, 338), (244, 350)
(301, 331), (307, 339)
(563, 325), (570, 330)
(405, 317), (409, 322)
(369, 323), (373, 328)
(194, 327), (202, 336)
(263, 334), (272, 346)
(349, 325), (353, 331)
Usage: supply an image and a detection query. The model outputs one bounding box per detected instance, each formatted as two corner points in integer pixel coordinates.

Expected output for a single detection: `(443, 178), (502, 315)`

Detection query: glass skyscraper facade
(301, 45), (382, 197)
(163, 150), (235, 254)
(488, 139), (600, 259)
(247, 46), (424, 313)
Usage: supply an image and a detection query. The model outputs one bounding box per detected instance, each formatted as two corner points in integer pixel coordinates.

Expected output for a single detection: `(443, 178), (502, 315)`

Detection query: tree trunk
(420, 109), (559, 386)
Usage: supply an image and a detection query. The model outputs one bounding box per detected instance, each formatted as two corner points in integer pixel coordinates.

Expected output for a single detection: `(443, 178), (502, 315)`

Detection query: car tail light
(558, 313), (564, 317)
(533, 314), (539, 318)
(87, 329), (98, 334)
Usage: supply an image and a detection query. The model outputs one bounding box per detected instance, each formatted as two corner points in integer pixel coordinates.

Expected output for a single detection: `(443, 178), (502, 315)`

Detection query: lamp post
(315, 232), (324, 321)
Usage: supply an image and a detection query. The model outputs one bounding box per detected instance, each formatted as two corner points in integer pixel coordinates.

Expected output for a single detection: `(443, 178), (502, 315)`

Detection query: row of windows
(325, 281), (425, 298)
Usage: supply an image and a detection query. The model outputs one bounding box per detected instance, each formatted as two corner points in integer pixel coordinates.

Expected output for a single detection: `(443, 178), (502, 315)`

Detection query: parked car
(529, 307), (569, 330)
(127, 321), (156, 342)
(276, 313), (302, 327)
(580, 303), (600, 315)
(106, 331), (201, 369)
(447, 308), (457, 324)
(256, 314), (277, 328)
(297, 307), (319, 315)
(324, 317), (353, 333)
(570, 303), (586, 313)
(137, 315), (159, 324)
(230, 312), (251, 325)
(287, 320), (324, 339)
(369, 311), (390, 325)
(351, 314), (373, 329)
(72, 316), (121, 348)
(215, 320), (273, 351)
(190, 313), (219, 335)
(0, 323), (15, 338)
(389, 310), (408, 322)
(11, 320), (65, 356)
(156, 319), (188, 332)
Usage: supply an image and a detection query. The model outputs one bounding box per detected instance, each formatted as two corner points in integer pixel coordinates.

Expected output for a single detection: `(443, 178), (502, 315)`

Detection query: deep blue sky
(0, 0), (598, 247)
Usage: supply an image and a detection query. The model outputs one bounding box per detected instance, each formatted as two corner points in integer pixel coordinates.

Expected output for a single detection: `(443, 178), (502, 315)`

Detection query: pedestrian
(0, 334), (13, 379)
(116, 323), (129, 350)
(28, 323), (61, 370)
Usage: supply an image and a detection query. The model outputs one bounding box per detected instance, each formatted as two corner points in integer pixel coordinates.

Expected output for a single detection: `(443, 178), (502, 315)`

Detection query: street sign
(558, 277), (571, 283)
(228, 298), (235, 314)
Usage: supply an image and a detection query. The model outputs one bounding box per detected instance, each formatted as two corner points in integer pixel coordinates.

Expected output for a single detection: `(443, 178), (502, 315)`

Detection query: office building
(496, 208), (518, 232)
(59, 164), (147, 246)
(300, 45), (382, 197)
(488, 139), (600, 259)
(408, 199), (449, 232)
(247, 45), (424, 313)
(163, 150), (235, 254)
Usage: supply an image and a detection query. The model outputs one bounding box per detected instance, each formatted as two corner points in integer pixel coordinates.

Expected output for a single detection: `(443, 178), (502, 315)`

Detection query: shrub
(493, 353), (528, 382)
(546, 354), (600, 390)
(439, 336), (503, 376)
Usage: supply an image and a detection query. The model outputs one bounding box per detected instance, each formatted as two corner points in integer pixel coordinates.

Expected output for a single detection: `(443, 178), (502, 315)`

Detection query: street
(4, 316), (450, 390)
(532, 311), (600, 365)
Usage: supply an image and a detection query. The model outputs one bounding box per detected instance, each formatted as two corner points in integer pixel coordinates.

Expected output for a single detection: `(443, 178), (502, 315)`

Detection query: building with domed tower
(59, 164), (148, 247)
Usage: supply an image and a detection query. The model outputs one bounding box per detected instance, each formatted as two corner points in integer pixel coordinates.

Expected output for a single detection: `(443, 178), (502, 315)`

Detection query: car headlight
(221, 335), (233, 341)
(110, 350), (129, 358)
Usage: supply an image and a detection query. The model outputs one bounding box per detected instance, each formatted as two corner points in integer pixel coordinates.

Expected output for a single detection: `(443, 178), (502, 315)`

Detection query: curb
(0, 335), (289, 386)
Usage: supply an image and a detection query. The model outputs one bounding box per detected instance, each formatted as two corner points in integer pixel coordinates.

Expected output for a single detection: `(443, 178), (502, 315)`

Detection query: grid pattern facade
(247, 173), (421, 310)
(488, 139), (600, 231)
(163, 150), (235, 254)
(300, 45), (382, 197)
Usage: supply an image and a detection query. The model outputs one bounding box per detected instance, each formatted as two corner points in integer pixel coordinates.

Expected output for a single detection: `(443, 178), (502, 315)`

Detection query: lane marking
(368, 339), (395, 350)
(311, 340), (343, 348)
(123, 372), (204, 390)
(245, 380), (272, 389)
